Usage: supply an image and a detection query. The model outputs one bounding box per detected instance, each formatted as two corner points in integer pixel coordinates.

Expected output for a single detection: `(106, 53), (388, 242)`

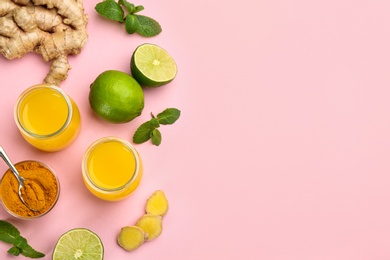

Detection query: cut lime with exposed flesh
(52, 228), (104, 260)
(131, 43), (177, 87)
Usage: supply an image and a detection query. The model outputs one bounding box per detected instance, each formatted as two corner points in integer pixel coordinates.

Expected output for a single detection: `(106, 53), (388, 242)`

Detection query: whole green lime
(89, 70), (144, 123)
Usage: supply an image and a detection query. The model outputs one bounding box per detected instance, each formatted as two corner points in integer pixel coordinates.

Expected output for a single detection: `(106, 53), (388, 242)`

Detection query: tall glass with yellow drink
(14, 84), (81, 152)
(82, 137), (143, 201)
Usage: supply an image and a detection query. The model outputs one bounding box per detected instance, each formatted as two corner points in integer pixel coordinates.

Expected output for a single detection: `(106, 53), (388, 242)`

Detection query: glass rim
(0, 160), (60, 220)
(82, 136), (141, 193)
(14, 84), (73, 139)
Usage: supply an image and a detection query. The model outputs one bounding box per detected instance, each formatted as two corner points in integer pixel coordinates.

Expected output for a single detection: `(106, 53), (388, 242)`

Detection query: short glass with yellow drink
(14, 84), (81, 152)
(82, 137), (143, 201)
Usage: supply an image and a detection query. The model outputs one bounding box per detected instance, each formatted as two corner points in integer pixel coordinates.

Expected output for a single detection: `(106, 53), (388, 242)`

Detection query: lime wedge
(52, 228), (104, 260)
(131, 43), (177, 87)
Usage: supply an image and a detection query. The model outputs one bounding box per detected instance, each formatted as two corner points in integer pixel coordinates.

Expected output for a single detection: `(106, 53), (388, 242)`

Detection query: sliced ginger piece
(145, 190), (169, 217)
(136, 214), (163, 241)
(117, 226), (147, 251)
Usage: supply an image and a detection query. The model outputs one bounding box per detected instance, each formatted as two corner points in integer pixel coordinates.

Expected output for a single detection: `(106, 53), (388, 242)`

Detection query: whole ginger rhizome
(0, 0), (88, 86)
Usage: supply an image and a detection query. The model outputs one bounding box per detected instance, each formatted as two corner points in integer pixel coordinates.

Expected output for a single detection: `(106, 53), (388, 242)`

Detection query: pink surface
(1, 0), (390, 259)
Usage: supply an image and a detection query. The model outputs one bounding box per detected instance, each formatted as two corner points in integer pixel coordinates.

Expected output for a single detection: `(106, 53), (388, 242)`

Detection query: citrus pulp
(52, 228), (104, 260)
(131, 43), (177, 87)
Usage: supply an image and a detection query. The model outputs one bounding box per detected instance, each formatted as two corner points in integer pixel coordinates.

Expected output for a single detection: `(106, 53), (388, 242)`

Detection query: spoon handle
(0, 146), (25, 183)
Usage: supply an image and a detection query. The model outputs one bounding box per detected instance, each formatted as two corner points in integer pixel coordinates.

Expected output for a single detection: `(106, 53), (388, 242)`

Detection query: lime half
(52, 228), (104, 260)
(131, 43), (177, 87)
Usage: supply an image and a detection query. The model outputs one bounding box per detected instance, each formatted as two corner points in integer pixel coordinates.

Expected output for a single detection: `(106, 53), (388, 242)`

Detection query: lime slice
(131, 43), (177, 87)
(52, 228), (104, 260)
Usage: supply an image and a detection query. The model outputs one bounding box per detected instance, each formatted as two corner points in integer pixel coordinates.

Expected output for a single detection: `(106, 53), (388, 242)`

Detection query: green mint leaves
(133, 108), (180, 146)
(95, 0), (124, 22)
(0, 220), (45, 258)
(95, 0), (162, 37)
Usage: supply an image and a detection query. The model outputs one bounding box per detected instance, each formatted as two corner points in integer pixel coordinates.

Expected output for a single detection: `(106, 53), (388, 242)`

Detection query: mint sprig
(95, 0), (162, 37)
(0, 220), (45, 258)
(133, 108), (180, 146)
(95, 0), (124, 22)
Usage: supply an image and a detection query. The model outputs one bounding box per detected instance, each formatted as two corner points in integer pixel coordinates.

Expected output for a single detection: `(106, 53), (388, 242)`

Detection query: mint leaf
(0, 220), (45, 258)
(132, 108), (181, 146)
(151, 128), (162, 146)
(20, 244), (45, 258)
(14, 236), (28, 249)
(157, 108), (181, 125)
(134, 15), (162, 37)
(7, 246), (21, 256)
(133, 121), (154, 144)
(15, 236), (45, 258)
(0, 220), (20, 244)
(124, 14), (139, 34)
(150, 117), (160, 128)
(96, 1), (161, 37)
(95, 0), (125, 22)
(134, 5), (144, 13)
(119, 0), (135, 13)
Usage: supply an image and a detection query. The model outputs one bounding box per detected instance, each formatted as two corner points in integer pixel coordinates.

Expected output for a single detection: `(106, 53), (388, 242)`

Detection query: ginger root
(117, 226), (147, 251)
(0, 0), (88, 86)
(145, 190), (169, 217)
(136, 214), (163, 241)
(117, 190), (169, 252)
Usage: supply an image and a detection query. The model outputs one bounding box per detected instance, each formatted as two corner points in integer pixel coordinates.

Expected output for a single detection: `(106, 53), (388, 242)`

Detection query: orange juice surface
(19, 87), (68, 135)
(15, 84), (81, 152)
(84, 138), (142, 200)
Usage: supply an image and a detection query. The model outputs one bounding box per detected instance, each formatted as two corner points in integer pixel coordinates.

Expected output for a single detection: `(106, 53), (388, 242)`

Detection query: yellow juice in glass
(14, 84), (81, 152)
(82, 137), (143, 201)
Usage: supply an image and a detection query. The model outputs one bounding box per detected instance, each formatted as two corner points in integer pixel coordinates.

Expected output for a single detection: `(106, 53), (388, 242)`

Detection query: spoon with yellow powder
(0, 146), (45, 212)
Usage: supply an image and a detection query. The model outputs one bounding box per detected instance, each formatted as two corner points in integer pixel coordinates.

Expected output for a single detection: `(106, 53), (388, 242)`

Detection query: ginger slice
(145, 190), (169, 217)
(136, 214), (163, 241)
(117, 226), (147, 251)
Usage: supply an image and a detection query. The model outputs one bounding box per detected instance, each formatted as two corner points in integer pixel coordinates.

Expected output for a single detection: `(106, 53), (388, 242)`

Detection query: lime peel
(89, 70), (144, 123)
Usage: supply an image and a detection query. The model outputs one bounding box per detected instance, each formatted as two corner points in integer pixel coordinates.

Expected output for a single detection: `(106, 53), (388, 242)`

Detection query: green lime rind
(52, 228), (104, 260)
(130, 43), (177, 87)
(89, 70), (144, 123)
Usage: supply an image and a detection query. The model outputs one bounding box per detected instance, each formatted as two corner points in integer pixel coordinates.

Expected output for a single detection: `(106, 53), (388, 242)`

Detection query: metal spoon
(0, 146), (45, 211)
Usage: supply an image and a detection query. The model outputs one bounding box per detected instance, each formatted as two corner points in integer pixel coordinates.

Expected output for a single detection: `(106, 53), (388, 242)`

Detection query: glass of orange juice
(14, 84), (81, 152)
(82, 136), (143, 201)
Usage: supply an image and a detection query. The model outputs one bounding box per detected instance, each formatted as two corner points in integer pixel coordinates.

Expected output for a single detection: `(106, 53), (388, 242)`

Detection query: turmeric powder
(0, 161), (59, 218)
(21, 179), (46, 211)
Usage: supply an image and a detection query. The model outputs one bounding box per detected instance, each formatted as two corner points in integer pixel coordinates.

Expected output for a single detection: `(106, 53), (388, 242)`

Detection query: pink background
(1, 0), (390, 259)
